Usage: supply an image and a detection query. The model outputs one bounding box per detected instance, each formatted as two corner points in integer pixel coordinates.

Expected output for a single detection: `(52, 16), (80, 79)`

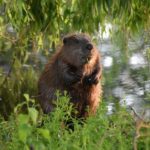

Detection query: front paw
(72, 73), (82, 84)
(65, 71), (82, 86)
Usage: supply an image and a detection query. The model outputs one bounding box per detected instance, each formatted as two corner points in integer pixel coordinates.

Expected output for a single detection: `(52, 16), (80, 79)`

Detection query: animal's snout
(86, 43), (93, 51)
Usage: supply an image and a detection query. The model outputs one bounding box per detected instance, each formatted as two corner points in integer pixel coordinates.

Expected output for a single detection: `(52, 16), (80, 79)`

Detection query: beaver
(38, 33), (102, 118)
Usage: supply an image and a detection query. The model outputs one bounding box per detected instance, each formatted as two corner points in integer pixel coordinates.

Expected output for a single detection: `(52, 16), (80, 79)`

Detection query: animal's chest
(82, 64), (93, 76)
(69, 81), (91, 104)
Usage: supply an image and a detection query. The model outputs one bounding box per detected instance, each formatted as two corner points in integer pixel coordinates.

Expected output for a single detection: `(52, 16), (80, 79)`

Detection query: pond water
(99, 37), (150, 122)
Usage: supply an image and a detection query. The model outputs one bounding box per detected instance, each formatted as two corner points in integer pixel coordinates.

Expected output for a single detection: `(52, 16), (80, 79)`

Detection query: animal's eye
(86, 43), (93, 50)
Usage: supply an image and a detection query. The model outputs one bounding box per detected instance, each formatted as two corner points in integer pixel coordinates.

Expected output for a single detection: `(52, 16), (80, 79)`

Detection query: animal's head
(61, 33), (99, 67)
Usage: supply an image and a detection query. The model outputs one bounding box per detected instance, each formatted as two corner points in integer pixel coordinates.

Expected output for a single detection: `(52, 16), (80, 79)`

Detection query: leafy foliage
(0, 0), (150, 116)
(1, 0), (150, 46)
(0, 62), (38, 118)
(0, 93), (139, 150)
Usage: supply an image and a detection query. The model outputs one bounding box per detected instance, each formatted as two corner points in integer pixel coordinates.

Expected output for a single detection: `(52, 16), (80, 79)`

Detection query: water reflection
(101, 38), (150, 122)
(129, 53), (147, 69)
(103, 56), (113, 68)
(112, 86), (125, 98)
(120, 94), (140, 106)
(145, 80), (150, 92)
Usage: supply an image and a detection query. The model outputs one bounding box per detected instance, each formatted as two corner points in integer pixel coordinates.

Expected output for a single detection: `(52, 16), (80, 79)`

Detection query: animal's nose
(86, 43), (93, 51)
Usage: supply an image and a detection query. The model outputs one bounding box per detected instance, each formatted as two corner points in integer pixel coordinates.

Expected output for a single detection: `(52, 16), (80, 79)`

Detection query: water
(100, 37), (150, 122)
(129, 53), (147, 69)
(102, 56), (113, 68)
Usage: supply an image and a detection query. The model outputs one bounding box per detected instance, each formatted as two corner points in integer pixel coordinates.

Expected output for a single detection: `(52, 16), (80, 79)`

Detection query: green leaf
(24, 93), (30, 102)
(28, 108), (38, 125)
(18, 114), (29, 125)
(18, 124), (32, 143)
(37, 128), (50, 141)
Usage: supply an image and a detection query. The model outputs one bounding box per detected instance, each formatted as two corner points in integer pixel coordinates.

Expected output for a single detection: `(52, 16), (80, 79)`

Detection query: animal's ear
(63, 35), (79, 45)
(63, 37), (68, 45)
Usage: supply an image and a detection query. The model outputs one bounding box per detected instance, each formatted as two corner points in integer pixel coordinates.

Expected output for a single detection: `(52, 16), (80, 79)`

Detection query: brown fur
(38, 33), (102, 118)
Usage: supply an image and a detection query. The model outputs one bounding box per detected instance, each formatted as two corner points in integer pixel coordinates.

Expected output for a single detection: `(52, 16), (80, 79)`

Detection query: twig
(130, 107), (150, 150)
(0, 34), (17, 44)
